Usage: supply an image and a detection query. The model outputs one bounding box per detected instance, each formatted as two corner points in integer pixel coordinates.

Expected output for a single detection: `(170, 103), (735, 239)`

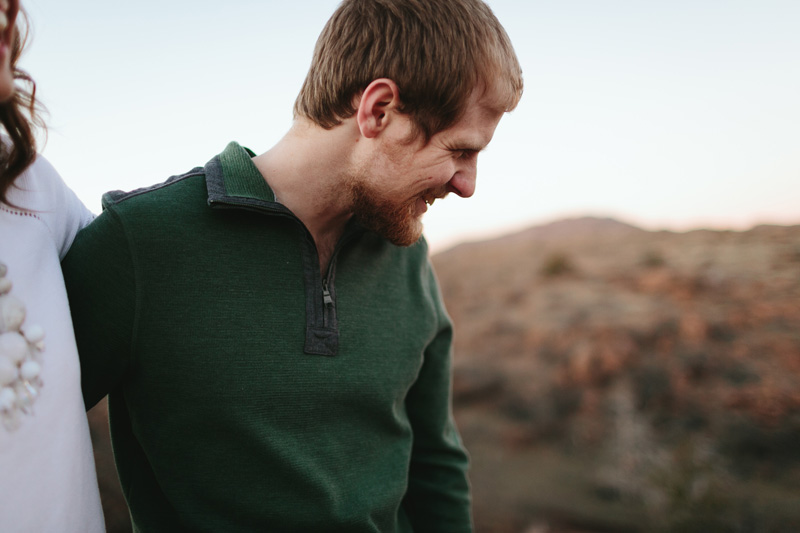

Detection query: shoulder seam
(104, 169), (205, 206)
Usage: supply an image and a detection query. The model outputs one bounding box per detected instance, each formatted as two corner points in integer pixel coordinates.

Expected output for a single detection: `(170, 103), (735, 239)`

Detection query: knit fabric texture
(63, 142), (472, 532)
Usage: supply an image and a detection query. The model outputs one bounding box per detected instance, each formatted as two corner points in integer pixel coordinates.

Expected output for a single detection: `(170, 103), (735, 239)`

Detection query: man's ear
(356, 78), (401, 139)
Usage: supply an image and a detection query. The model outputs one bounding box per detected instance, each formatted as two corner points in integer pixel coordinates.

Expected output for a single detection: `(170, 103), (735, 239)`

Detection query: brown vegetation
(433, 217), (800, 532)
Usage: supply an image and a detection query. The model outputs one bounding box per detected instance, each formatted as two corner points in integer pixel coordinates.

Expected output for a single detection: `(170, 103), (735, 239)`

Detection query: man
(63, 0), (522, 531)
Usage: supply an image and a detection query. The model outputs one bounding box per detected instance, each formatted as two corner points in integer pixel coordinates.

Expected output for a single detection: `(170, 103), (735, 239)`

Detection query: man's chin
(349, 184), (425, 246)
(378, 217), (423, 247)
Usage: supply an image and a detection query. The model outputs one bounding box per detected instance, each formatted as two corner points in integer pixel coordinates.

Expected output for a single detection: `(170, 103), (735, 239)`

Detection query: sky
(21, 0), (800, 252)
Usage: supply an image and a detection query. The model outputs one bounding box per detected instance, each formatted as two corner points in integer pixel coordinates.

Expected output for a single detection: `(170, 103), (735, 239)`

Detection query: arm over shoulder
(61, 204), (136, 409)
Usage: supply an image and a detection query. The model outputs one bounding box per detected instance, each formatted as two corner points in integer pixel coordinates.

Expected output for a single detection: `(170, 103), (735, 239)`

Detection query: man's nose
(446, 170), (477, 198)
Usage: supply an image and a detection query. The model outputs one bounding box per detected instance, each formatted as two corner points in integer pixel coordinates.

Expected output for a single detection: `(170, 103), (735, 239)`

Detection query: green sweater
(63, 142), (472, 532)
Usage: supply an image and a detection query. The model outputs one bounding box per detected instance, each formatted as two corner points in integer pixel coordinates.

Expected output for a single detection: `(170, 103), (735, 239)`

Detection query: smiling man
(63, 0), (522, 531)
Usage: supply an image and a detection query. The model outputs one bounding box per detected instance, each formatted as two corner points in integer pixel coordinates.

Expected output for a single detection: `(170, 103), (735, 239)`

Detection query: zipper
(322, 279), (333, 306)
(319, 221), (363, 329)
(210, 195), (361, 355)
(321, 278), (334, 328)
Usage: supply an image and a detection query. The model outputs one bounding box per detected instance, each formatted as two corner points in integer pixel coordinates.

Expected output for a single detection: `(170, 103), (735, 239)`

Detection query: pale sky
(22, 0), (800, 251)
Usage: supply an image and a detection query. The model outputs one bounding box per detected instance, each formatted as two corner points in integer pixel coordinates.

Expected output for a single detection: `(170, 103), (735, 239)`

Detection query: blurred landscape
(88, 216), (800, 532)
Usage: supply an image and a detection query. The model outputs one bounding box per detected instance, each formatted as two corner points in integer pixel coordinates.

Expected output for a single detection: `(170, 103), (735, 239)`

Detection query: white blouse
(0, 154), (105, 532)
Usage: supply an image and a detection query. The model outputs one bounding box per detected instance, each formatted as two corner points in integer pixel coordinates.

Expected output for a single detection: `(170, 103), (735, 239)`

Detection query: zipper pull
(322, 279), (333, 306)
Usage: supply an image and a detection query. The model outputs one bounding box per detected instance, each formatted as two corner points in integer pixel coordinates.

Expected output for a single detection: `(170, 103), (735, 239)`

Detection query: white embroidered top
(0, 154), (105, 532)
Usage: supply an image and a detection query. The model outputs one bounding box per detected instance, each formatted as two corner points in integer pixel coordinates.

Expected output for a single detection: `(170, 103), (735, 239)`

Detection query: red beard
(349, 182), (447, 247)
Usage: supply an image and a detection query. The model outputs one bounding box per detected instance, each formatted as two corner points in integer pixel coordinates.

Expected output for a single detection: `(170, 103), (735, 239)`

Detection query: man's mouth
(421, 189), (448, 207)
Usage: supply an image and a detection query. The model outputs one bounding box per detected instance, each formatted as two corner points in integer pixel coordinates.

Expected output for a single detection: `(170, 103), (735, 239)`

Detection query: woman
(0, 0), (104, 530)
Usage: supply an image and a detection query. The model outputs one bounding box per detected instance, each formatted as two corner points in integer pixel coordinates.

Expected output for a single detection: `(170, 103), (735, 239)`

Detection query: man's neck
(251, 120), (357, 273)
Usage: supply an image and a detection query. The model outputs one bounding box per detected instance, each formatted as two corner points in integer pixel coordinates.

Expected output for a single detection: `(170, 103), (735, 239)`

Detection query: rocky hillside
(433, 217), (800, 533)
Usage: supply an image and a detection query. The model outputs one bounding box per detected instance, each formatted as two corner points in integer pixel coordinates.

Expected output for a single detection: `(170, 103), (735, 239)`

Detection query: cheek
(430, 159), (457, 184)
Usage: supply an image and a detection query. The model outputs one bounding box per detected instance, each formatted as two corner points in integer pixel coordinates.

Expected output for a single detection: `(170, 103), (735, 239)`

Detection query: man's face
(350, 88), (504, 246)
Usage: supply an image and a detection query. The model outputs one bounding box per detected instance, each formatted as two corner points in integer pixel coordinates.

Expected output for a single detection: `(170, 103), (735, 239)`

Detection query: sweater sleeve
(61, 204), (137, 409)
(401, 260), (473, 532)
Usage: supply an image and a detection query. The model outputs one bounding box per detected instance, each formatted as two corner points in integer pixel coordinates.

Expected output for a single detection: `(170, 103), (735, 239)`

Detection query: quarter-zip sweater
(62, 142), (472, 532)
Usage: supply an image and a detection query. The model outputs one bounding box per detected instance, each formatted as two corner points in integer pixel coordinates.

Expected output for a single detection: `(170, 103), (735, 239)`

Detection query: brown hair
(0, 12), (45, 206)
(294, 0), (523, 142)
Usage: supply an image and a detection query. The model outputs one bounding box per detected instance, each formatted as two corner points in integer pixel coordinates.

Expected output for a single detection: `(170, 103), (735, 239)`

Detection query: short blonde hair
(294, 0), (523, 141)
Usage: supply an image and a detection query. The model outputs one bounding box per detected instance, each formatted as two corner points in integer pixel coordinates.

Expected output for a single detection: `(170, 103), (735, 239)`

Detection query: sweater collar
(205, 141), (276, 205)
(204, 141), (367, 247)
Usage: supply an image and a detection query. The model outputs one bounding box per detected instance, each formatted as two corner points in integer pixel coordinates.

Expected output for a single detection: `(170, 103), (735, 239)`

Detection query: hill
(432, 217), (800, 533)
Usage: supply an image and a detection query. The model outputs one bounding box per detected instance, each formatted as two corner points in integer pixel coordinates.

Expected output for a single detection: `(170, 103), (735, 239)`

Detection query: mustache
(420, 186), (450, 206)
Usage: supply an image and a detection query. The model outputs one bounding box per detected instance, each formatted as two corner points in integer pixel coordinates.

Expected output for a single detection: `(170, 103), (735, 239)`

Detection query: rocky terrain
(433, 217), (800, 532)
(88, 216), (800, 532)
